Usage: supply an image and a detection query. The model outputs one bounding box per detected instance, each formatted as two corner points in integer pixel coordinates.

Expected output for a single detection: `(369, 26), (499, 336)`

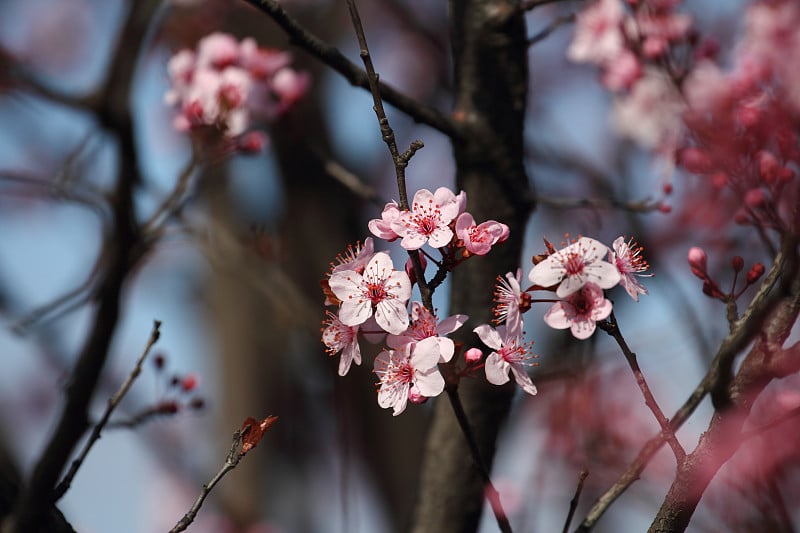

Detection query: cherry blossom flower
(330, 238), (375, 275)
(528, 237), (620, 298)
(373, 337), (445, 416)
(455, 212), (510, 256)
(492, 269), (530, 338)
(567, 0), (625, 65)
(368, 200), (402, 241)
(473, 324), (537, 395)
(543, 282), (612, 340)
(328, 252), (411, 335)
(387, 301), (467, 362)
(321, 311), (361, 376)
(392, 187), (462, 250)
(610, 236), (652, 301)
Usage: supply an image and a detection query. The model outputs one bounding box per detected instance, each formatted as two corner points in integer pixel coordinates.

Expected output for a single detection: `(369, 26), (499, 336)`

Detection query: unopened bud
(236, 131), (269, 154)
(744, 188), (767, 209)
(757, 151), (779, 184)
(662, 182), (673, 195)
(734, 210), (750, 225)
(679, 147), (712, 174)
(153, 353), (165, 370)
(464, 347), (483, 363)
(658, 203), (672, 214)
(688, 247), (708, 278)
(731, 256), (744, 272)
(746, 263), (765, 284)
(181, 373), (199, 392)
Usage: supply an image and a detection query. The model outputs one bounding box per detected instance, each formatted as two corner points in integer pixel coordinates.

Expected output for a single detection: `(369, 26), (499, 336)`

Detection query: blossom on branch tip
(322, 311), (361, 376)
(543, 282), (612, 340)
(374, 337), (445, 416)
(610, 236), (652, 301)
(473, 324), (537, 396)
(392, 188), (462, 250)
(328, 252), (411, 335)
(528, 237), (620, 298)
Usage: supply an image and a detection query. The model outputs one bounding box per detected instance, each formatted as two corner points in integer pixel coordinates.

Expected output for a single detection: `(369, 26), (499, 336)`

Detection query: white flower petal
(485, 352), (511, 385)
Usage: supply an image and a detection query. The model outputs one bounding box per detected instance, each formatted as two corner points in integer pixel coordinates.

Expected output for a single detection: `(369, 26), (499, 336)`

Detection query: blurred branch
(537, 194), (663, 213)
(528, 13), (575, 46)
(239, 0), (461, 138)
(576, 234), (799, 531)
(8, 1), (161, 530)
(562, 469), (588, 533)
(53, 321), (161, 501)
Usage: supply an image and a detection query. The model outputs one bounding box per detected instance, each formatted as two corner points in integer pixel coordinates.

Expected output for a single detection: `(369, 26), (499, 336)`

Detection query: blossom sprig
(165, 32), (310, 151)
(687, 246), (766, 304)
(500, 235), (654, 341)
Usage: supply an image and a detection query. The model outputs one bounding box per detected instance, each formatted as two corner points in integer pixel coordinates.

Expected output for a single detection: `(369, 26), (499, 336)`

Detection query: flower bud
(744, 188), (767, 209)
(746, 263), (765, 284)
(679, 147), (712, 174)
(757, 151), (779, 184)
(181, 373), (199, 392)
(464, 347), (483, 363)
(688, 247), (708, 278)
(731, 256), (744, 272)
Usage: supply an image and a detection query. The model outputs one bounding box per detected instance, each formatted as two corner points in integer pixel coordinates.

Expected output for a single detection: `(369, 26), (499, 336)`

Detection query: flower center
(364, 281), (388, 304)
(563, 252), (586, 276)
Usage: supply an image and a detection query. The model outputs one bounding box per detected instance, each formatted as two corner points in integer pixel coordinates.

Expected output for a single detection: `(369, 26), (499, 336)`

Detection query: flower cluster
(321, 187), (651, 413)
(491, 236), (652, 341)
(165, 32), (310, 150)
(321, 187), (516, 415)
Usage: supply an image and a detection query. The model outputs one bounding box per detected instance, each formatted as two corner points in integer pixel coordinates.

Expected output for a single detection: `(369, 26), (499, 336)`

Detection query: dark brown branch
(528, 14), (575, 46)
(239, 0), (460, 138)
(562, 469), (589, 533)
(8, 2), (160, 530)
(52, 321), (161, 501)
(598, 313), (686, 463)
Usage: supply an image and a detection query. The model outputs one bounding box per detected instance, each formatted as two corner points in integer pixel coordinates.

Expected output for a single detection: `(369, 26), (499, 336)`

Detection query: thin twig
(53, 320), (162, 501)
(528, 14), (575, 46)
(240, 0), (460, 138)
(598, 313), (686, 463)
(169, 417), (277, 533)
(562, 469), (589, 533)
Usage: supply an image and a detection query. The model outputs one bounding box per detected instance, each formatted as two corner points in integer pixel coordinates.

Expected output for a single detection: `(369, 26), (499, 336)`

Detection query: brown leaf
(240, 415), (278, 456)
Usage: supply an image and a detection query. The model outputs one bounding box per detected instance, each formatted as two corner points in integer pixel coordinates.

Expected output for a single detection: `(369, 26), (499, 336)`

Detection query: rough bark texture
(412, 1), (531, 532)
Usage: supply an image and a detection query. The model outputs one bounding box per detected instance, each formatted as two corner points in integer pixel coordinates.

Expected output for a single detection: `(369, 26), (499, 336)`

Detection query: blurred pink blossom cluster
(678, 0), (800, 232)
(568, 0), (693, 149)
(164, 32), (310, 150)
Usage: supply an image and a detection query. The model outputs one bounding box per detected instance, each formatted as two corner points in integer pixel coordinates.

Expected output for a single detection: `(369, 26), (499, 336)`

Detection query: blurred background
(3, 1), (794, 532)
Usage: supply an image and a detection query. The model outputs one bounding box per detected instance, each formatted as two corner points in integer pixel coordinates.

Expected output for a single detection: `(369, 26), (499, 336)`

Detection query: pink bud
(779, 167), (796, 183)
(757, 151), (779, 184)
(405, 254), (427, 285)
(711, 172), (728, 189)
(679, 147), (712, 174)
(464, 347), (483, 363)
(408, 385), (428, 405)
(731, 256), (744, 272)
(662, 182), (673, 195)
(237, 131), (269, 153)
(688, 247), (707, 278)
(734, 210), (750, 225)
(744, 188), (767, 208)
(181, 374), (199, 392)
(746, 263), (765, 284)
(658, 203), (672, 214)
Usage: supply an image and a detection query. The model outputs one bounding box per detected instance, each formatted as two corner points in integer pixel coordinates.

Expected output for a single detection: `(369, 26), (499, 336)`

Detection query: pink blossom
(528, 237), (620, 298)
(543, 282), (612, 340)
(368, 200), (402, 241)
(392, 187), (462, 250)
(492, 269), (529, 338)
(601, 50), (642, 91)
(387, 301), (468, 362)
(328, 252), (411, 335)
(240, 38), (291, 79)
(321, 311), (361, 376)
(272, 68), (311, 109)
(473, 324), (537, 395)
(567, 0), (626, 65)
(610, 236), (652, 301)
(196, 32), (240, 69)
(330, 238), (375, 275)
(373, 337), (445, 416)
(455, 212), (510, 256)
